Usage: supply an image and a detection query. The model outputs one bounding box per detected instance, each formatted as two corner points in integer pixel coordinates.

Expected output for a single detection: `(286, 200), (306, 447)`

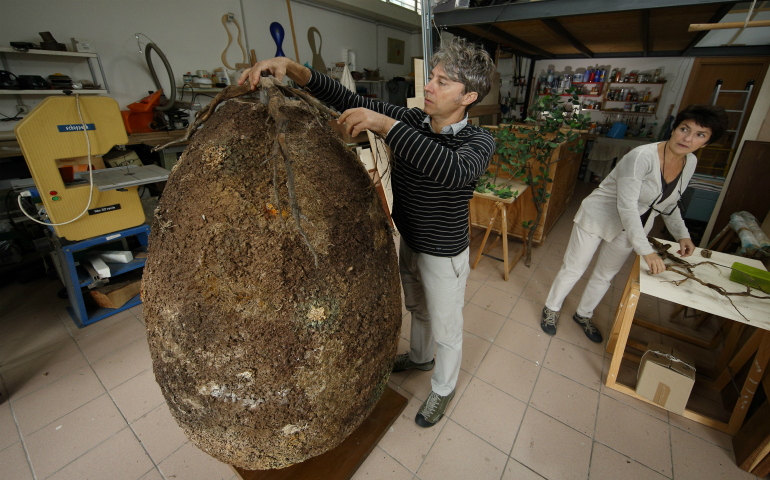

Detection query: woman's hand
(238, 57), (305, 89)
(337, 108), (395, 137)
(677, 238), (696, 257)
(643, 253), (666, 275)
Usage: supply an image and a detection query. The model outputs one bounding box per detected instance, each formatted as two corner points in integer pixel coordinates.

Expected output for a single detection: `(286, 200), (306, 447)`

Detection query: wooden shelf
(606, 81), (666, 85)
(0, 89), (107, 95)
(600, 110), (656, 115)
(0, 46), (98, 58)
(539, 93), (602, 97)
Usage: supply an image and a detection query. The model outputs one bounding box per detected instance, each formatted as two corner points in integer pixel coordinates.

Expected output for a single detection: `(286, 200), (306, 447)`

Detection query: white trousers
(545, 223), (634, 318)
(399, 237), (469, 396)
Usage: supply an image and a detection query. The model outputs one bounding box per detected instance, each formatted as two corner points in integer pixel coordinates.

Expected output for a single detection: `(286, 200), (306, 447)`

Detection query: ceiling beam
(433, 0), (733, 27)
(641, 10), (651, 57)
(540, 18), (593, 58)
(481, 24), (555, 58)
(535, 44), (770, 59)
(682, 2), (738, 56)
(442, 27), (535, 60)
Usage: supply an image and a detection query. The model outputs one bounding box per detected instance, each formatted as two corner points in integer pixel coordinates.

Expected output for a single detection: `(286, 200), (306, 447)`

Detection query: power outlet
(16, 105), (29, 115)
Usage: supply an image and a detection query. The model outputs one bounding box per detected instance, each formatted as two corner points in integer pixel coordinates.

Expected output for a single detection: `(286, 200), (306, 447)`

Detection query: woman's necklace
(663, 141), (683, 181)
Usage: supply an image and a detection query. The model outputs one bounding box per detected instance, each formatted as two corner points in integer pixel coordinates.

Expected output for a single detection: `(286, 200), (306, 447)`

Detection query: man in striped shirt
(240, 38), (496, 427)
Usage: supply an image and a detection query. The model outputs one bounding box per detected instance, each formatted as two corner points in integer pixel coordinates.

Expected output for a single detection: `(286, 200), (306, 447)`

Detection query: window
(381, 0), (422, 13)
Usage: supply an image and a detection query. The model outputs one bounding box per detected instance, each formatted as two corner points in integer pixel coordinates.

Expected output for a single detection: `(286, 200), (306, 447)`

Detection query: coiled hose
(144, 42), (176, 111)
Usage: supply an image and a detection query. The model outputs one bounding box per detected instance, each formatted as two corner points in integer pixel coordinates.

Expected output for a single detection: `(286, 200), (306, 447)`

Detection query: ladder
(703, 79), (754, 176)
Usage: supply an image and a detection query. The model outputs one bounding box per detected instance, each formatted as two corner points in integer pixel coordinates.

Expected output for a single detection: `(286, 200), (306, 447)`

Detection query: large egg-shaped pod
(142, 87), (401, 470)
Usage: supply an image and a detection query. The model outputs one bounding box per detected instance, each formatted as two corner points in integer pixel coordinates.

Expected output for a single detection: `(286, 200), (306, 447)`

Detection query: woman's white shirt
(573, 142), (695, 256)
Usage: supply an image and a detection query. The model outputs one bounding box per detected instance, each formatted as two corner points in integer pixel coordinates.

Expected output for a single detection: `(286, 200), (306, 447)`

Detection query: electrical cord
(1, 111), (22, 122)
(18, 94), (96, 226)
(221, 14), (247, 70)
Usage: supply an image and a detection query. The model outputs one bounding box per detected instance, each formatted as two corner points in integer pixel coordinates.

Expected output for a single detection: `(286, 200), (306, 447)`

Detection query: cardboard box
(88, 273), (142, 309)
(635, 343), (696, 415)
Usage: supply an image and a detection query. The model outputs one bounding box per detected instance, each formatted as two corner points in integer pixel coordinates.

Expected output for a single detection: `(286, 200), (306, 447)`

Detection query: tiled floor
(0, 182), (760, 479)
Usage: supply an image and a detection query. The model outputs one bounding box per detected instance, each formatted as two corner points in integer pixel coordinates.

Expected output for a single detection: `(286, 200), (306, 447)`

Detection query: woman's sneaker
(540, 307), (560, 335)
(573, 313), (603, 343)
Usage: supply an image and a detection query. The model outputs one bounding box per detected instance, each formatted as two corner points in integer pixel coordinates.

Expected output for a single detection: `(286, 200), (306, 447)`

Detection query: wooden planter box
(470, 128), (584, 245)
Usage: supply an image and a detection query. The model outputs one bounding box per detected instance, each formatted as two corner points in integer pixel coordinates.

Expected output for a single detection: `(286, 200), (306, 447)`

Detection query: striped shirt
(306, 70), (495, 257)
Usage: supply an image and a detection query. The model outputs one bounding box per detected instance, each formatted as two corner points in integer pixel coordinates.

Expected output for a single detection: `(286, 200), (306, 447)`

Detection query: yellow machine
(14, 96), (145, 241)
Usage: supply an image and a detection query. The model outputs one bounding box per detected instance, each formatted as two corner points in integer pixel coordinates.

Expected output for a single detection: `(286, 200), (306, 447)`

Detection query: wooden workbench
(605, 239), (770, 435)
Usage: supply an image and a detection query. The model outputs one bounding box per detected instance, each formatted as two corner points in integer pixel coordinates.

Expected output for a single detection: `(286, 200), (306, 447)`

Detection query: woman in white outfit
(540, 104), (729, 342)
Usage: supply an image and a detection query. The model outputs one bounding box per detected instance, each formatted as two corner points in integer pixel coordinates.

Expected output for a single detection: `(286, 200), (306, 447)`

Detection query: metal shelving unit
(0, 47), (110, 110)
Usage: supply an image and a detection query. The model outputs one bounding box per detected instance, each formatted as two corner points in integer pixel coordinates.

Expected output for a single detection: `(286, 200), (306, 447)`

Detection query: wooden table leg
(472, 202), (499, 270)
(706, 329), (762, 391)
(727, 330), (770, 435)
(606, 257), (640, 388)
(669, 304), (686, 319)
(715, 322), (746, 373)
(501, 203), (509, 281)
(607, 256), (638, 355)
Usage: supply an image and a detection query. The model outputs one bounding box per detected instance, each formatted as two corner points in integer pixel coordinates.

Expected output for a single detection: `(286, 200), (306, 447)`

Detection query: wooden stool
(469, 180), (528, 281)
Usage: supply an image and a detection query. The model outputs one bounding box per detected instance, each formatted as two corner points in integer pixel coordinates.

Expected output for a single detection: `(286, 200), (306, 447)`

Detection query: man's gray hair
(430, 37), (496, 110)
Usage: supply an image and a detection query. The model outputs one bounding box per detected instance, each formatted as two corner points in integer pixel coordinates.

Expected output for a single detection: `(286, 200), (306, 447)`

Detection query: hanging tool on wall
(221, 13), (247, 70)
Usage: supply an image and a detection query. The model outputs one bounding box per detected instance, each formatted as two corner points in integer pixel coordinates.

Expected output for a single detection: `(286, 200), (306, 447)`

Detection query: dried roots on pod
(142, 81), (401, 469)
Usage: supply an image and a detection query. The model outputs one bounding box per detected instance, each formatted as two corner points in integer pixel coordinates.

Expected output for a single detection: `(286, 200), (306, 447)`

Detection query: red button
(50, 191), (57, 195)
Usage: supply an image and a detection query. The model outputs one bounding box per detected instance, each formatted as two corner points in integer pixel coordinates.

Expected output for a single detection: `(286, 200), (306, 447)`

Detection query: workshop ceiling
(434, 0), (770, 59)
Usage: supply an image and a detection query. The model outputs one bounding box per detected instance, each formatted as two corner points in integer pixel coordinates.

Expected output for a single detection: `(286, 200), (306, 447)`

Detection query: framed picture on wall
(387, 38), (405, 65)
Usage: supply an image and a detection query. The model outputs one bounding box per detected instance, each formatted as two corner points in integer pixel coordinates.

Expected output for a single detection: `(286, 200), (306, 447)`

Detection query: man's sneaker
(540, 306), (560, 336)
(573, 313), (603, 343)
(415, 390), (455, 427)
(392, 353), (435, 373)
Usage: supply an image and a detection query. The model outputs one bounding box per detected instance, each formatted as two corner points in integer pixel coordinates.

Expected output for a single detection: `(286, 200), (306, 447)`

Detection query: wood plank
(606, 257), (640, 389)
(607, 255), (637, 355)
(609, 382), (730, 433)
(727, 330), (770, 435)
(708, 329), (762, 391)
(712, 141), (770, 245)
(232, 386), (408, 480)
(632, 318), (715, 350)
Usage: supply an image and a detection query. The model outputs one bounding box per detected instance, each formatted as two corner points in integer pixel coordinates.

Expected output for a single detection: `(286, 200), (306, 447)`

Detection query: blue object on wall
(270, 22), (285, 57)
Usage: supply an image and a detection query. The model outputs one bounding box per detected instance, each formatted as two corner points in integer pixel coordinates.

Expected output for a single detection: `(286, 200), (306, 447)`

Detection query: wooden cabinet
(470, 128), (584, 245)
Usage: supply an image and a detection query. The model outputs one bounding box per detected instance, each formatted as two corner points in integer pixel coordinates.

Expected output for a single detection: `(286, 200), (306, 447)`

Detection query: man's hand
(643, 252), (666, 275)
(237, 57), (310, 90)
(337, 108), (396, 138)
(677, 238), (695, 257)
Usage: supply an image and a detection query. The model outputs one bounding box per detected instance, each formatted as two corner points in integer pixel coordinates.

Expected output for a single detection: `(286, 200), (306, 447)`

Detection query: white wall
(0, 0), (422, 132)
(533, 57), (696, 137)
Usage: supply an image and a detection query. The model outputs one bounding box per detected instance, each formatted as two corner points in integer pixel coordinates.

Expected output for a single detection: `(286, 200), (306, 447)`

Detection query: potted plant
(476, 87), (591, 266)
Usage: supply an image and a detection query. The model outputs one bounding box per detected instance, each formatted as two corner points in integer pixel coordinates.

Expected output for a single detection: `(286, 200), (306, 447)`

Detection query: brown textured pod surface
(142, 95), (401, 470)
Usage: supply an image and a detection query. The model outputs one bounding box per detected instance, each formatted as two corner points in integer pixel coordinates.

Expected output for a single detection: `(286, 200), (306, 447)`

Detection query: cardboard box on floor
(635, 343), (696, 415)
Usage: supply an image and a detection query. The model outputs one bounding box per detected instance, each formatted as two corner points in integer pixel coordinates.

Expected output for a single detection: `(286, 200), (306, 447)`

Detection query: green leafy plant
(478, 87), (591, 266)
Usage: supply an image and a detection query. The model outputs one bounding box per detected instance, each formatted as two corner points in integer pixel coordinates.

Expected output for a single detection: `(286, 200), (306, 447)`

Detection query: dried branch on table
(646, 236), (770, 322)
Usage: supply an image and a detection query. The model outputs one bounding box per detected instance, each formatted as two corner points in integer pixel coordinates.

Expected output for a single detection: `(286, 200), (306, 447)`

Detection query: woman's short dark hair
(673, 104), (729, 144)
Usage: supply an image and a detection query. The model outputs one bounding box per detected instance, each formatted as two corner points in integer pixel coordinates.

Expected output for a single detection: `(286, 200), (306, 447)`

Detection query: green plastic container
(730, 262), (770, 294)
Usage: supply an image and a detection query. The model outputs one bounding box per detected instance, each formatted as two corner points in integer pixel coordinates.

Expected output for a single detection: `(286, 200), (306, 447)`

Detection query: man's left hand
(337, 108), (395, 137)
(677, 238), (696, 257)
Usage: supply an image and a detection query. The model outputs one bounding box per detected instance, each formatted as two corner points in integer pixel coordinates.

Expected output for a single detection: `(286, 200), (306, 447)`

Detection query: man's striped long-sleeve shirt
(305, 70), (495, 257)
